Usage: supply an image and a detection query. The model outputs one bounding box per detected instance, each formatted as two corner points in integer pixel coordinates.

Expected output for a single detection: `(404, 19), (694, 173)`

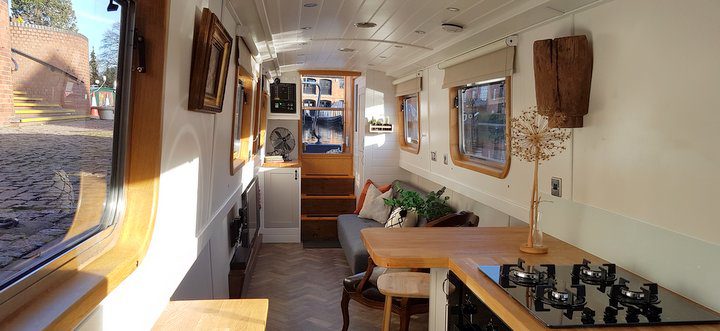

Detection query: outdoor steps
(11, 91), (88, 124)
(300, 175), (356, 243)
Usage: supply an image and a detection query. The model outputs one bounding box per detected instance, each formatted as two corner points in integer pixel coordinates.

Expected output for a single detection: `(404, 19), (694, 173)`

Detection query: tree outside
(89, 47), (100, 85)
(99, 22), (120, 86)
(10, 0), (78, 31)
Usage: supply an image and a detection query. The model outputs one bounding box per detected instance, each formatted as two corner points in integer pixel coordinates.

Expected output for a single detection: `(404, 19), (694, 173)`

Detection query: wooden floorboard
(245, 244), (428, 330)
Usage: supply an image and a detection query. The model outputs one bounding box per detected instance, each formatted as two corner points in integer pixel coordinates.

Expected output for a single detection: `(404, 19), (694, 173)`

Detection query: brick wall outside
(0, 0), (14, 125)
(9, 22), (90, 118)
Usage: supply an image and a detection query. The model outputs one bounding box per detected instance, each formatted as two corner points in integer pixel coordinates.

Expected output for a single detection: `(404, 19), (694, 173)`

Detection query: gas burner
(500, 258), (555, 287)
(536, 282), (587, 310)
(572, 259), (617, 286)
(609, 277), (660, 306)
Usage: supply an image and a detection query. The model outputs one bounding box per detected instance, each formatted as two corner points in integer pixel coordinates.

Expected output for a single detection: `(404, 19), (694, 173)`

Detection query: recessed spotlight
(394, 45), (403, 48)
(379, 55), (387, 59)
(441, 23), (464, 33)
(446, 7), (460, 12)
(414, 30), (426, 35)
(338, 47), (356, 52)
(301, 26), (312, 30)
(354, 22), (377, 28)
(299, 42), (308, 46)
(303, 2), (318, 8)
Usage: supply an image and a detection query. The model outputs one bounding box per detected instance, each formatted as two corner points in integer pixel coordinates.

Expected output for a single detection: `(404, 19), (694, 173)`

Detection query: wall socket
(443, 154), (448, 165)
(551, 177), (562, 197)
(431, 151), (437, 161)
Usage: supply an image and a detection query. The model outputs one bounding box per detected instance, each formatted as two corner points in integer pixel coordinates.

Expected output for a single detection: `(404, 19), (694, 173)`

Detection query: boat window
(301, 75), (346, 153)
(399, 94), (420, 153)
(450, 77), (511, 178)
(0, 0), (131, 290)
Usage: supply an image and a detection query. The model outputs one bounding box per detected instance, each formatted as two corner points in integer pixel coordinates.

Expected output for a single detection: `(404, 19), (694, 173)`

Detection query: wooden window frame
(0, 1), (167, 328)
(397, 93), (421, 154)
(231, 64), (255, 174)
(252, 76), (263, 154)
(449, 76), (512, 179)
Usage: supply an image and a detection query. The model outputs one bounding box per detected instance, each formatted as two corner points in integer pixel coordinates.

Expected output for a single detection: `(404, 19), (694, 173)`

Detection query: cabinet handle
(294, 170), (298, 180)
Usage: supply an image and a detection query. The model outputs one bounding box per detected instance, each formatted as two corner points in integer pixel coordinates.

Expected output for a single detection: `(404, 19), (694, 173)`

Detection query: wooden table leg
(382, 295), (393, 331)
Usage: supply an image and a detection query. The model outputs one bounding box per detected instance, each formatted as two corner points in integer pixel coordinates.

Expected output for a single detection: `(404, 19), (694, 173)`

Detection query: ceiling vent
(441, 23), (464, 33)
(354, 22), (377, 28)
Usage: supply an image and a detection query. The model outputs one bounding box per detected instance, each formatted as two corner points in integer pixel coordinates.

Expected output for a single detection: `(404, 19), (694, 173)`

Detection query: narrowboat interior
(0, 0), (718, 330)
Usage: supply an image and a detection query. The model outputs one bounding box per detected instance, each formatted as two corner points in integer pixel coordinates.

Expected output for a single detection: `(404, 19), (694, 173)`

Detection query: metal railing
(11, 48), (83, 83)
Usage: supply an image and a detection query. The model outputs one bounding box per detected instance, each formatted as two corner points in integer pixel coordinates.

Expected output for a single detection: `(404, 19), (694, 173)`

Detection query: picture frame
(189, 8), (232, 113)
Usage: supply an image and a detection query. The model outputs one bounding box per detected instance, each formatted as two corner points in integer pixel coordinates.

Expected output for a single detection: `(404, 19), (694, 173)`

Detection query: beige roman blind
(441, 47), (515, 88)
(394, 77), (421, 97)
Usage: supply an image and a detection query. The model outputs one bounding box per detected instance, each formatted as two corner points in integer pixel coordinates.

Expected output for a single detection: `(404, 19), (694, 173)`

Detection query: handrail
(11, 48), (83, 83)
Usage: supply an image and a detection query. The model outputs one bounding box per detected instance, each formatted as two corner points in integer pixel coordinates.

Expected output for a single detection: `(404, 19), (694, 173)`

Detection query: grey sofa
(338, 180), (437, 274)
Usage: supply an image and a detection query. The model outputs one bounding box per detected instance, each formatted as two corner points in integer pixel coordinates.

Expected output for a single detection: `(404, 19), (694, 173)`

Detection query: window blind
(394, 77), (421, 97)
(441, 46), (515, 89)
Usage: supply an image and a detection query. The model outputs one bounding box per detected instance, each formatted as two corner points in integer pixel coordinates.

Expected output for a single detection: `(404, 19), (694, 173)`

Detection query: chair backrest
(424, 211), (478, 228)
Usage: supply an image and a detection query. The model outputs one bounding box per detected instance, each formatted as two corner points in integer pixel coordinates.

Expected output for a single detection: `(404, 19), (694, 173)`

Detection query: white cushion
(385, 207), (418, 228)
(358, 185), (393, 224)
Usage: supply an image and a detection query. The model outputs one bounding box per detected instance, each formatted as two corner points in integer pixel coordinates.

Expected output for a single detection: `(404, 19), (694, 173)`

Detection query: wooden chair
(340, 211), (478, 331)
(377, 272), (430, 331)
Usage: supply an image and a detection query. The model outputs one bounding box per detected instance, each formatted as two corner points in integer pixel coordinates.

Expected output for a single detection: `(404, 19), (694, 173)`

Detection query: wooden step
(13, 102), (62, 108)
(301, 176), (354, 195)
(15, 109), (76, 115)
(301, 218), (337, 242)
(18, 115), (90, 123)
(301, 194), (356, 215)
(13, 96), (43, 102)
(301, 215), (339, 222)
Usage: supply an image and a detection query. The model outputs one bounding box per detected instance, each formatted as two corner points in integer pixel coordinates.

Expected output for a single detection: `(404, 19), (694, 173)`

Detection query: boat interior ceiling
(0, 0), (719, 330)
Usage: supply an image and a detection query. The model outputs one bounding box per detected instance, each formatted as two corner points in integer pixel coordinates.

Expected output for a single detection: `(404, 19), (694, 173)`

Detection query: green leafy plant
(384, 185), (452, 221)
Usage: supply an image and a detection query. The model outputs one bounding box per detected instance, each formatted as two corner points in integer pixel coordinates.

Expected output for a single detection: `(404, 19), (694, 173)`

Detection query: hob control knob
(581, 307), (596, 324)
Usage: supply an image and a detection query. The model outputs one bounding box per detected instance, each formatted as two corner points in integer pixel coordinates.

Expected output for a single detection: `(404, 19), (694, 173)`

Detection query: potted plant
(383, 185), (452, 226)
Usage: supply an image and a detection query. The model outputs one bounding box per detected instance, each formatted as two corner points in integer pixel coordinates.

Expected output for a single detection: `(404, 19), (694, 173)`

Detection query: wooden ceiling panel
(247, 0), (601, 73)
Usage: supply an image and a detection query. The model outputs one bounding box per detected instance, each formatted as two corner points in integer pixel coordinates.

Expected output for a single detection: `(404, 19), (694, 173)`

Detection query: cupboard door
(263, 168), (300, 228)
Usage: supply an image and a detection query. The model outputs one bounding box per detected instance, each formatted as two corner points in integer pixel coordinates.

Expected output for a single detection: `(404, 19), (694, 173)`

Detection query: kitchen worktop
(360, 227), (720, 330)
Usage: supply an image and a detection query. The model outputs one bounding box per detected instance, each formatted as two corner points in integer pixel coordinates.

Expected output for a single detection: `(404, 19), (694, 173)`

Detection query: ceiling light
(441, 23), (464, 33)
(446, 7), (460, 12)
(394, 45), (403, 48)
(368, 64), (376, 66)
(379, 55), (387, 59)
(414, 30), (426, 35)
(301, 26), (312, 30)
(303, 2), (318, 8)
(354, 22), (377, 28)
(338, 47), (356, 52)
(299, 42), (307, 46)
(296, 62), (305, 65)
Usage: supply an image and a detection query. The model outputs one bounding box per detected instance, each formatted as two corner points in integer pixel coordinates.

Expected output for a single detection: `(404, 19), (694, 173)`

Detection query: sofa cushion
(337, 214), (383, 274)
(354, 180), (393, 214)
(358, 185), (393, 224)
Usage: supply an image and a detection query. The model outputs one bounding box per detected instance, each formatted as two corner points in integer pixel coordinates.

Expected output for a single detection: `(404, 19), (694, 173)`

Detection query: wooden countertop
(361, 227), (720, 330)
(152, 299), (268, 331)
(262, 161), (300, 168)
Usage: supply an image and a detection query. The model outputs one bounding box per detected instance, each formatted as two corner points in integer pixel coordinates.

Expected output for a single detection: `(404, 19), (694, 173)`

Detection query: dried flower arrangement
(511, 107), (571, 254)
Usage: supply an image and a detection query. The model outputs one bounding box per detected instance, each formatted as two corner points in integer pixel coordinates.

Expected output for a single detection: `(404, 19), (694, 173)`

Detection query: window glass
(0, 1), (126, 288)
(319, 79), (332, 95)
(459, 79), (507, 164)
(301, 75), (345, 153)
(302, 78), (316, 95)
(402, 95), (419, 146)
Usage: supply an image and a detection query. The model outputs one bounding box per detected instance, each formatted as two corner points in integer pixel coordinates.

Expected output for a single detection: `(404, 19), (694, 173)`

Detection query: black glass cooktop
(478, 259), (720, 328)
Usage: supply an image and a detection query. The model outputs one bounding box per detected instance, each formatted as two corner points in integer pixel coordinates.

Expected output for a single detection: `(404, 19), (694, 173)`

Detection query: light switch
(443, 154), (448, 165)
(551, 177), (562, 197)
(431, 151), (437, 161)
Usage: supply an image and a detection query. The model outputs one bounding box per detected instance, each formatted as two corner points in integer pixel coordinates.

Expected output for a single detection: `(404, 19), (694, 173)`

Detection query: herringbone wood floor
(245, 244), (428, 331)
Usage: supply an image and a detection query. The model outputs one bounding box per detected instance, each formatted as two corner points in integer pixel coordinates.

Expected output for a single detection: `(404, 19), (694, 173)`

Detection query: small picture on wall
(188, 8), (232, 113)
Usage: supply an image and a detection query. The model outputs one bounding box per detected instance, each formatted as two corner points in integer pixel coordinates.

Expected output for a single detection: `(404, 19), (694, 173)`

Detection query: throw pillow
(385, 207), (418, 228)
(354, 180), (392, 214)
(358, 185), (393, 224)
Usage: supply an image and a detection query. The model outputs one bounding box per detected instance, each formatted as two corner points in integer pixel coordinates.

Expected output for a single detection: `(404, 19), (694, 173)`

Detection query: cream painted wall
(398, 0), (720, 311)
(76, 0), (265, 329)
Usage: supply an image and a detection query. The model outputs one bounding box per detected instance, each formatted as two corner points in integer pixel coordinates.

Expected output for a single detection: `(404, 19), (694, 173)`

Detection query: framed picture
(189, 8), (232, 113)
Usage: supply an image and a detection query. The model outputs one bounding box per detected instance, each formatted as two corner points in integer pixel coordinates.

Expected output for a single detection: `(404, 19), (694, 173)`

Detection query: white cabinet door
(263, 168), (300, 229)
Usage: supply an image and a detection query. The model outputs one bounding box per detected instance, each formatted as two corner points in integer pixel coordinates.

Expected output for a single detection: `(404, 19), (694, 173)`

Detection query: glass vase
(532, 212), (544, 248)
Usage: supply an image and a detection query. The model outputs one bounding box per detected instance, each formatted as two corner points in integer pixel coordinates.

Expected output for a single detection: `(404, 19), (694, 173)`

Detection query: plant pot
(97, 107), (114, 120)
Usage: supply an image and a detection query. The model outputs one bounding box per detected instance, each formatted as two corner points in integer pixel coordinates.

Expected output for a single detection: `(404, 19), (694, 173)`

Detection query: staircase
(300, 175), (356, 243)
(12, 91), (89, 124)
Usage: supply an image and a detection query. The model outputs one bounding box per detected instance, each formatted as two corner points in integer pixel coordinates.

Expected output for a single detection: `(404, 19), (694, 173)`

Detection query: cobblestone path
(0, 120), (113, 280)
